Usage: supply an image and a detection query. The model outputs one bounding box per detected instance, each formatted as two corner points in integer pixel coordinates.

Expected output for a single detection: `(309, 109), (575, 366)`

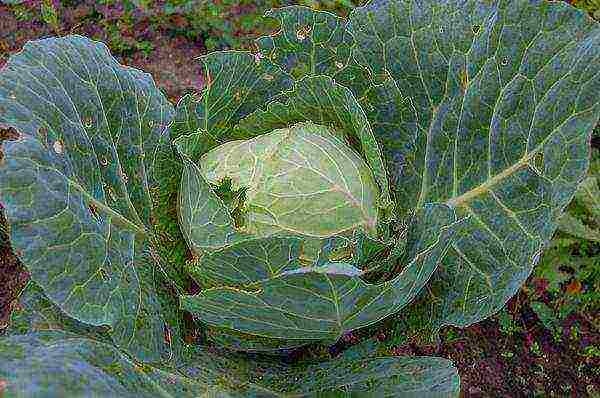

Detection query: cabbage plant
(0, 0), (598, 396)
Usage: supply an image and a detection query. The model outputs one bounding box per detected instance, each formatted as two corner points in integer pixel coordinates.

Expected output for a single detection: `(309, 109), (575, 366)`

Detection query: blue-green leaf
(349, 0), (600, 331)
(257, 6), (354, 79)
(0, 35), (177, 362)
(181, 204), (462, 341)
(0, 331), (459, 397)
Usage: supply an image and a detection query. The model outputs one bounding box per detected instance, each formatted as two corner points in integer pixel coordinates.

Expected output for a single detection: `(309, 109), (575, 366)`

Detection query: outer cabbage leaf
(348, 0), (600, 330)
(6, 282), (112, 343)
(0, 35), (179, 362)
(181, 203), (463, 342)
(0, 331), (459, 398)
(257, 6), (354, 79)
(2, 282), (460, 397)
(188, 237), (304, 289)
(171, 51), (293, 161)
(0, 332), (217, 398)
(252, 338), (460, 397)
(1, 283), (223, 397)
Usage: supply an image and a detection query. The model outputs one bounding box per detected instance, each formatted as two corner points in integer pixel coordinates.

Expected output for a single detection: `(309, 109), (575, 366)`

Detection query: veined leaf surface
(0, 331), (459, 398)
(0, 35), (177, 361)
(181, 204), (463, 341)
(257, 6), (354, 79)
(172, 51), (293, 161)
(347, 0), (600, 329)
(1, 288), (460, 396)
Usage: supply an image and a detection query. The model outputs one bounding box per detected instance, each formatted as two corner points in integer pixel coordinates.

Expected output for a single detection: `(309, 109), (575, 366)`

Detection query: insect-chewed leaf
(0, 35), (177, 362)
(257, 6), (354, 79)
(349, 0), (600, 330)
(0, 331), (459, 397)
(172, 51), (293, 161)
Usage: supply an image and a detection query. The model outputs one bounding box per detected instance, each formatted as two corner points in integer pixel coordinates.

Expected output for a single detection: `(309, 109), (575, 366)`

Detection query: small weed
(41, 0), (61, 33)
(497, 310), (522, 335)
(573, 0), (600, 20)
(583, 345), (600, 359)
(500, 350), (514, 358)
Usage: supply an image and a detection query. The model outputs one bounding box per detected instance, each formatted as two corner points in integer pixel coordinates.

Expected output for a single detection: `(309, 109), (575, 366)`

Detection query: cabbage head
(0, 0), (598, 396)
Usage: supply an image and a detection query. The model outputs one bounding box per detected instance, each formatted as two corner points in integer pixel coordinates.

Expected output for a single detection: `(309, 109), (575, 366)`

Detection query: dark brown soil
(1, 3), (599, 397)
(394, 291), (600, 397)
(0, 206), (28, 330)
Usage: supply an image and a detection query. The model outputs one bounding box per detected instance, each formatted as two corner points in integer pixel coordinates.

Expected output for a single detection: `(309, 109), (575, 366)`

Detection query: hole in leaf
(88, 203), (99, 220)
(532, 152), (544, 175)
(98, 268), (110, 282)
(107, 187), (118, 202)
(501, 57), (509, 66)
(0, 126), (19, 141)
(53, 140), (64, 154)
(192, 91), (203, 103)
(37, 126), (48, 141)
(296, 25), (311, 41)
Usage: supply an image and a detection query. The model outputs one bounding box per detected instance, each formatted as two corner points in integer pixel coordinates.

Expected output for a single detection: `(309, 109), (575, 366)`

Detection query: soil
(414, 292), (599, 397)
(1, 2), (599, 397)
(0, 207), (29, 331)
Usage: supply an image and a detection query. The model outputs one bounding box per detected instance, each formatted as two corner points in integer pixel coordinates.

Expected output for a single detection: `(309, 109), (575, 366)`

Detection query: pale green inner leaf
(199, 121), (380, 241)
